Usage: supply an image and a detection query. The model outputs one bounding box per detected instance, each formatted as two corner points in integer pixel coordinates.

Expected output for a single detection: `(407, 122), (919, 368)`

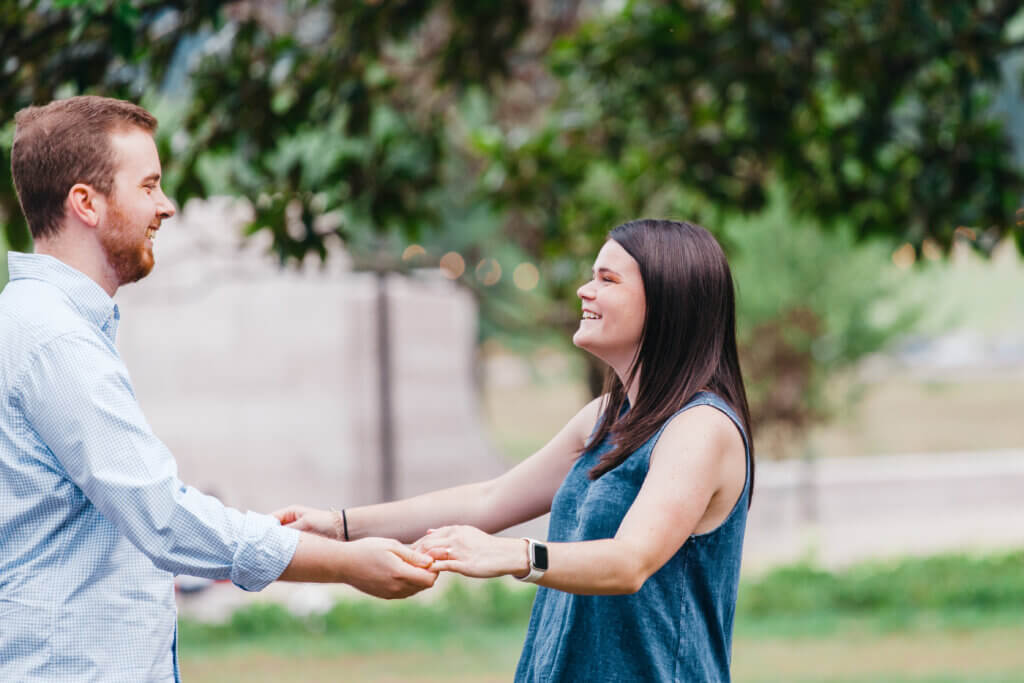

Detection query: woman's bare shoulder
(656, 404), (744, 462)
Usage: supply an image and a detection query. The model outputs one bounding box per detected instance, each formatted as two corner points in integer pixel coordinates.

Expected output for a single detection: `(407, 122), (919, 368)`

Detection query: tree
(0, 0), (542, 257)
(492, 1), (1024, 254)
(7, 2), (1020, 261)
(3, 1), (1022, 443)
(1, 1), (226, 251)
(474, 0), (1024, 428)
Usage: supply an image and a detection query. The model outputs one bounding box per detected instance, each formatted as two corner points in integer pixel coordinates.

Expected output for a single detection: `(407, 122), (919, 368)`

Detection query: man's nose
(157, 190), (176, 220)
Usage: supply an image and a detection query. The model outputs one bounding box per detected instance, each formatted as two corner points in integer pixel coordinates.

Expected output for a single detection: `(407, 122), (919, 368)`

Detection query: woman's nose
(577, 281), (595, 300)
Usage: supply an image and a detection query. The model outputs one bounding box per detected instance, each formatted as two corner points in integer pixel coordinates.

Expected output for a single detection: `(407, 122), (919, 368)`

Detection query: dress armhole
(647, 393), (750, 538)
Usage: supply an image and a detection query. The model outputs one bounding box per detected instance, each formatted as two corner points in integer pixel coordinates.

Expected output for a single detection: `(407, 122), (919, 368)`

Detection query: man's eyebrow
(140, 173), (161, 184)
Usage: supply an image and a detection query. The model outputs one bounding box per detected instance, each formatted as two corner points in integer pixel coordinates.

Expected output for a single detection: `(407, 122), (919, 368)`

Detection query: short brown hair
(11, 96), (158, 240)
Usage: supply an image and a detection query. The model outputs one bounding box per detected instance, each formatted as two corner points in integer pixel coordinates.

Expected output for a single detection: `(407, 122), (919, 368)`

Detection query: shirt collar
(7, 251), (121, 340)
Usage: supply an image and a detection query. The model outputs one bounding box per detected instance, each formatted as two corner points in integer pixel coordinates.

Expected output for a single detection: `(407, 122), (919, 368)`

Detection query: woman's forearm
(537, 539), (647, 594)
(276, 405), (588, 543)
(347, 479), (505, 543)
(347, 400), (595, 543)
(274, 460), (558, 543)
(417, 527), (649, 595)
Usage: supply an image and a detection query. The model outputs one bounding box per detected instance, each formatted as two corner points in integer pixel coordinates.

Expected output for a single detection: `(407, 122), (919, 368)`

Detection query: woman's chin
(573, 336), (604, 362)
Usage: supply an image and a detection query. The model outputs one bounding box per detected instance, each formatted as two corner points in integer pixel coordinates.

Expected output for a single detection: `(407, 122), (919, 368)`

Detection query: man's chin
(118, 255), (155, 285)
(133, 259), (155, 283)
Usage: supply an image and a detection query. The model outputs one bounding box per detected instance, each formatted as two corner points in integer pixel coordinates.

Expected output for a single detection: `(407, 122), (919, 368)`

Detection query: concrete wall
(744, 449), (1024, 571)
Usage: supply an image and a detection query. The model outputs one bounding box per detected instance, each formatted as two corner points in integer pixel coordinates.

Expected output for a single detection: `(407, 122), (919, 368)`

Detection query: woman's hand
(412, 525), (530, 579)
(273, 504), (343, 540)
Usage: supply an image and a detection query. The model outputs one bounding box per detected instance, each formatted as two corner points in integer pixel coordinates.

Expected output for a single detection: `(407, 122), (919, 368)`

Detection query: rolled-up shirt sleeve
(15, 331), (299, 591)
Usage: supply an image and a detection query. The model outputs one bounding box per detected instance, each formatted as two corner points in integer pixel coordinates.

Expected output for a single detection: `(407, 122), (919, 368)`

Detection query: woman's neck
(611, 364), (639, 407)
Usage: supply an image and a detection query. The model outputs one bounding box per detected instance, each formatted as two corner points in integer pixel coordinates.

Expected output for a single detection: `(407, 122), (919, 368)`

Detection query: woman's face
(573, 239), (647, 373)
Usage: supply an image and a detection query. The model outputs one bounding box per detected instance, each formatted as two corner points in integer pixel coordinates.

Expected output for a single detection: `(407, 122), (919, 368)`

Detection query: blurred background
(3, 1), (1024, 681)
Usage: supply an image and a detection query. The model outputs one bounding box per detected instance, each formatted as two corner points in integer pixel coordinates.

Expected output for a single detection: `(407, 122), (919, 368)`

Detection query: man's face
(98, 127), (175, 286)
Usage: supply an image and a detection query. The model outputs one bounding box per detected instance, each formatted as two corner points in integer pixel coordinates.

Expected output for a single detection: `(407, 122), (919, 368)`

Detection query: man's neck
(34, 233), (119, 297)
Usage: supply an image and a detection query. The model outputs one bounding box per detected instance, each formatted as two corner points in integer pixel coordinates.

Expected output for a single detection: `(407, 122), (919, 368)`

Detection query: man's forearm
(278, 533), (352, 582)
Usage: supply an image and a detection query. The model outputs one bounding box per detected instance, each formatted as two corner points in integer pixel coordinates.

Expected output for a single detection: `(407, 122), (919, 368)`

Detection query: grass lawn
(179, 551), (1024, 682)
(733, 625), (1024, 682)
(181, 634), (520, 682)
(180, 613), (1024, 682)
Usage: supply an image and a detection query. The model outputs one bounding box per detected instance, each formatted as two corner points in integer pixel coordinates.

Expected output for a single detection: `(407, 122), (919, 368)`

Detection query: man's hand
(273, 504), (339, 539)
(341, 537), (439, 599)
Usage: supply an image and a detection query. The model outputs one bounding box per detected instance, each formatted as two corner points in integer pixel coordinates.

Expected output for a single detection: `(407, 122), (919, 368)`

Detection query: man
(0, 96), (437, 682)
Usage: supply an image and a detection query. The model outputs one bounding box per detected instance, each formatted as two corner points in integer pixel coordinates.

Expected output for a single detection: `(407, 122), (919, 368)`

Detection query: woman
(277, 218), (754, 682)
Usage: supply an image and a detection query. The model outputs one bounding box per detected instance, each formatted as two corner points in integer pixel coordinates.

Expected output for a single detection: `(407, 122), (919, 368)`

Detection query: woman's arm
(274, 397), (605, 543)
(415, 405), (746, 594)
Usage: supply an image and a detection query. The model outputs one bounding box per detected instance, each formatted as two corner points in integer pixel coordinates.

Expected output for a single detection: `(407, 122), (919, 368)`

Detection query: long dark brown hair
(585, 219), (755, 502)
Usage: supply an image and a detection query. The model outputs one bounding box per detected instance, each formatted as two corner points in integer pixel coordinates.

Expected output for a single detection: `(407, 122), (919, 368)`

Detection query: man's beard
(99, 201), (154, 286)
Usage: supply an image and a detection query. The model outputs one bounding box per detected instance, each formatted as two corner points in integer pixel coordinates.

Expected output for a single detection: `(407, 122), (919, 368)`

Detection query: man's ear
(67, 183), (103, 228)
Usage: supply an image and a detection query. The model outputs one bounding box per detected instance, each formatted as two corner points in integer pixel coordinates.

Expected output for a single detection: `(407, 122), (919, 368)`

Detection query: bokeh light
(475, 258), (502, 286)
(439, 251), (466, 279)
(892, 243), (916, 269)
(954, 226), (977, 241)
(513, 262), (540, 290)
(921, 239), (942, 261)
(402, 244), (427, 262)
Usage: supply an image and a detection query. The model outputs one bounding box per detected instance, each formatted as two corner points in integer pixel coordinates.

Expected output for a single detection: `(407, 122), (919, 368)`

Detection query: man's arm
(17, 331), (433, 598)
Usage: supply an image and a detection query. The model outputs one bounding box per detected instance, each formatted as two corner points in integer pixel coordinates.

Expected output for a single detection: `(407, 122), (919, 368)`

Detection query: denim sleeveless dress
(514, 391), (751, 682)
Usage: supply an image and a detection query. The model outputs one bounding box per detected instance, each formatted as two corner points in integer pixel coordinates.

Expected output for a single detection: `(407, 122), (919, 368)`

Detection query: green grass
(738, 551), (1024, 617)
(180, 580), (536, 657)
(180, 550), (1024, 682)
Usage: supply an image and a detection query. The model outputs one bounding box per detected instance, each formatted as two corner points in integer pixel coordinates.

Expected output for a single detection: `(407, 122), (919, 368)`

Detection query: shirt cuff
(229, 511), (301, 592)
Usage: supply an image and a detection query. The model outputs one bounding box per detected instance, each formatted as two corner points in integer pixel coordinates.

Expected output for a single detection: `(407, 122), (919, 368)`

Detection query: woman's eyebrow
(592, 266), (622, 277)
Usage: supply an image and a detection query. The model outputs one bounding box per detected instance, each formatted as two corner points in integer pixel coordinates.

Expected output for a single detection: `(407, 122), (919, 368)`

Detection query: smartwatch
(516, 538), (548, 583)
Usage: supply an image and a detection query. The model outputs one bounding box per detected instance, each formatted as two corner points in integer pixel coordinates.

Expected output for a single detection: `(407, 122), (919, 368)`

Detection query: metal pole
(375, 268), (396, 501)
(800, 441), (818, 527)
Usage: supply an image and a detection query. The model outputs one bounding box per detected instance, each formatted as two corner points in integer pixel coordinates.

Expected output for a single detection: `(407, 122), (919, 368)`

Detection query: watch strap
(516, 537), (547, 583)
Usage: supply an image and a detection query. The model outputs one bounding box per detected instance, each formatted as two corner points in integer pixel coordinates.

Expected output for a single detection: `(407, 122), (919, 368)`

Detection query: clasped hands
(273, 505), (530, 598)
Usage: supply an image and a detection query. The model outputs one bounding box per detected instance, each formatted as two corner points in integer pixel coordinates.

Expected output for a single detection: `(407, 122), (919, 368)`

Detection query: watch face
(533, 543), (549, 571)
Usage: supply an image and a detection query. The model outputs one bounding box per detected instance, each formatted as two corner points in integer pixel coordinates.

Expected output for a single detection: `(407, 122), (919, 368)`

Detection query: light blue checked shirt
(0, 252), (300, 682)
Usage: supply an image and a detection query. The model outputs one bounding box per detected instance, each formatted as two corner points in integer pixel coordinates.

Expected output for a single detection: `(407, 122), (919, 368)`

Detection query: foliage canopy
(2, 0), (1022, 437)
